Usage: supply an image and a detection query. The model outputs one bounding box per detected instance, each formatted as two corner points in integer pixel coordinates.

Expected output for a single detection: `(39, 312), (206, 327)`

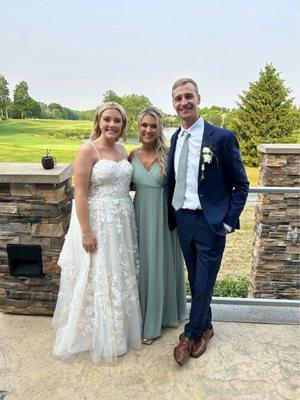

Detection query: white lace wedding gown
(52, 156), (142, 363)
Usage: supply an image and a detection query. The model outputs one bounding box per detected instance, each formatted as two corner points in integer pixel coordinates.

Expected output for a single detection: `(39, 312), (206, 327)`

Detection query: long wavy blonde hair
(91, 102), (127, 141)
(138, 107), (168, 175)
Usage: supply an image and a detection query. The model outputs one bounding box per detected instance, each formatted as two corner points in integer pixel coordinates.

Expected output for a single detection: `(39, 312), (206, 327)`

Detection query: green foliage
(200, 106), (230, 127)
(39, 102), (51, 119)
(11, 80), (42, 119)
(163, 114), (180, 127)
(13, 81), (30, 119)
(48, 103), (79, 120)
(102, 90), (122, 104)
(76, 109), (96, 120)
(0, 74), (10, 119)
(222, 109), (239, 130)
(50, 108), (62, 119)
(213, 275), (249, 298)
(27, 98), (42, 118)
(185, 274), (249, 298)
(122, 94), (152, 134)
(102, 90), (152, 136)
(226, 63), (298, 166)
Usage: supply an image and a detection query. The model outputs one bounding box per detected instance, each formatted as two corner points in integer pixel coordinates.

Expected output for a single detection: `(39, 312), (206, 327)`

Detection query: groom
(167, 78), (249, 366)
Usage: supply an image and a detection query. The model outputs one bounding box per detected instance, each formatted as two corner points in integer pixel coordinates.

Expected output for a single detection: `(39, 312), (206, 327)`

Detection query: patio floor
(0, 312), (299, 400)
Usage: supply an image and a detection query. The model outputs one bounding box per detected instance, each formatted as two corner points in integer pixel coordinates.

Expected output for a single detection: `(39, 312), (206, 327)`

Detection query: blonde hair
(138, 107), (168, 175)
(172, 78), (199, 96)
(91, 102), (127, 141)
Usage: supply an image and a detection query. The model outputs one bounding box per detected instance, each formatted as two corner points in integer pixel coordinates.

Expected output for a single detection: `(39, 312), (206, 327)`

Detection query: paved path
(0, 313), (299, 400)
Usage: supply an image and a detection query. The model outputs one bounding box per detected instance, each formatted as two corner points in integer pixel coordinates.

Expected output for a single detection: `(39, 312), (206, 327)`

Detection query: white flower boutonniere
(200, 146), (214, 181)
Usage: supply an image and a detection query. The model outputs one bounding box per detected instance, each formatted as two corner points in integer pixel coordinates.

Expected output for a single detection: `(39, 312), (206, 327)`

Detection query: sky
(1, 0), (299, 114)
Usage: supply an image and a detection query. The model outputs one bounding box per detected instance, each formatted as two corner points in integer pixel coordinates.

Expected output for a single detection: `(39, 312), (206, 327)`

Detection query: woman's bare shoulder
(74, 142), (96, 165)
(128, 147), (141, 162)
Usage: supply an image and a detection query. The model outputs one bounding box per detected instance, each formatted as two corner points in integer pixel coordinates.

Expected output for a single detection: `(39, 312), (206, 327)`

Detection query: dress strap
(91, 141), (101, 161)
(116, 143), (127, 160)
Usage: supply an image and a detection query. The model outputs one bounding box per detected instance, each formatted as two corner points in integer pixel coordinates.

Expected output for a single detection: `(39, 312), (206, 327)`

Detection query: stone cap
(258, 144), (300, 154)
(0, 163), (73, 184)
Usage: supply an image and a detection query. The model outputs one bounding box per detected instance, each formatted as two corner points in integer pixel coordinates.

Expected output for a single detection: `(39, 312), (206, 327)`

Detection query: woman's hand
(82, 231), (98, 253)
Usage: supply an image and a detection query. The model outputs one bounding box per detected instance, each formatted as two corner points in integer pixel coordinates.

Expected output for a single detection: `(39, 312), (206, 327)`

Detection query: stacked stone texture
(0, 177), (72, 314)
(250, 146), (300, 299)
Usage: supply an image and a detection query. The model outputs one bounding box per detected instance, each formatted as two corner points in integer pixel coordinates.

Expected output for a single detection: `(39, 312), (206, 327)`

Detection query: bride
(52, 102), (142, 363)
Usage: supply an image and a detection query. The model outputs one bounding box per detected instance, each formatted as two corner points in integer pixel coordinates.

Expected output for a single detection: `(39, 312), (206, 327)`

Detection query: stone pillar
(0, 163), (73, 314)
(250, 144), (300, 299)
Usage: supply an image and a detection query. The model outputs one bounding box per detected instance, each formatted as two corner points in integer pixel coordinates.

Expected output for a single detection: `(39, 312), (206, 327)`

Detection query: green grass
(0, 119), (91, 163)
(1, 119), (258, 184)
(0, 119), (137, 163)
(220, 205), (255, 279)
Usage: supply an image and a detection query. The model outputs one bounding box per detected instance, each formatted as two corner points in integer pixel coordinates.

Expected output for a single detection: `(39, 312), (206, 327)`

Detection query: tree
(39, 102), (51, 119)
(102, 90), (122, 104)
(223, 109), (239, 130)
(100, 91), (152, 134)
(77, 109), (96, 120)
(0, 75), (10, 119)
(51, 108), (62, 119)
(48, 103), (79, 120)
(121, 94), (152, 134)
(200, 107), (223, 126)
(13, 81), (30, 119)
(27, 98), (41, 118)
(228, 63), (298, 166)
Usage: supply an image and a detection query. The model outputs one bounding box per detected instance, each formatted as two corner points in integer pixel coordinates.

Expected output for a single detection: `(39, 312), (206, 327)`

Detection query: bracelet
(82, 231), (94, 238)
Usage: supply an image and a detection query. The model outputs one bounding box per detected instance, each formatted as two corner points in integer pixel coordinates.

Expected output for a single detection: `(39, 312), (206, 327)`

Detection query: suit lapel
(198, 120), (215, 180)
(168, 127), (181, 176)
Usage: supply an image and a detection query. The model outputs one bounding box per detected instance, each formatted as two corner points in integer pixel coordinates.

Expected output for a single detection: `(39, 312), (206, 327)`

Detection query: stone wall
(0, 163), (72, 314)
(250, 144), (300, 299)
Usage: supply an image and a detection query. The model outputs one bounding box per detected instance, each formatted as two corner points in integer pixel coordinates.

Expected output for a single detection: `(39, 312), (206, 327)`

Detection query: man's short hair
(172, 78), (199, 95)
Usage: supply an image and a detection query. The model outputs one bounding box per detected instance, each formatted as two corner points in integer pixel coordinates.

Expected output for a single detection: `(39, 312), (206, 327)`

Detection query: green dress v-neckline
(135, 155), (159, 174)
(133, 156), (165, 187)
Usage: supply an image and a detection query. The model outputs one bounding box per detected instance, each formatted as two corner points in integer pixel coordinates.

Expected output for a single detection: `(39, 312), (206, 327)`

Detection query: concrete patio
(0, 312), (299, 400)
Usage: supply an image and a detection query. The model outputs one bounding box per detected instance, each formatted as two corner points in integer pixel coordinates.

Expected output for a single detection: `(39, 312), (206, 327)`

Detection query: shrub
(213, 275), (249, 298)
(185, 275), (250, 298)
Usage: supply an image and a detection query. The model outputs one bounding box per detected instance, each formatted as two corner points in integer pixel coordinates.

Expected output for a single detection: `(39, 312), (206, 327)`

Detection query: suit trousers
(175, 209), (226, 340)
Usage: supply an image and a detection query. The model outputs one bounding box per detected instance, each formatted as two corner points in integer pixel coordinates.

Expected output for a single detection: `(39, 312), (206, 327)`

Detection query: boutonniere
(200, 146), (215, 181)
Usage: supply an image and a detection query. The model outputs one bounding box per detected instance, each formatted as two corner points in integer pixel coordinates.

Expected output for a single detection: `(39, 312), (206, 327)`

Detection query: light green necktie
(172, 131), (191, 210)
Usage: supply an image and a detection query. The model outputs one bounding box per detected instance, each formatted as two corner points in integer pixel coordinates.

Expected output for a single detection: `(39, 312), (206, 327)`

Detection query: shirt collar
(180, 116), (204, 137)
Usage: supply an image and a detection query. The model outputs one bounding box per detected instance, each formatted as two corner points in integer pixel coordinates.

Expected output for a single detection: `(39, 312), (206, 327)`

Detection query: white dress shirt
(174, 117), (204, 210)
(174, 117), (232, 232)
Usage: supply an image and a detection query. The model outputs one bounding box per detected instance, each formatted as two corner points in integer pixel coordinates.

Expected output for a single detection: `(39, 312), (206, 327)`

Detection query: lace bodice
(88, 159), (133, 201)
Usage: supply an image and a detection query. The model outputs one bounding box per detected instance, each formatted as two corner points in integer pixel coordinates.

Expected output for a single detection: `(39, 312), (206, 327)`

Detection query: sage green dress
(132, 156), (187, 339)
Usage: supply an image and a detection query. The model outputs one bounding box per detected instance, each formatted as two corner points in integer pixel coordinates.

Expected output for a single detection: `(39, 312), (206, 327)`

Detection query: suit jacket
(166, 120), (249, 236)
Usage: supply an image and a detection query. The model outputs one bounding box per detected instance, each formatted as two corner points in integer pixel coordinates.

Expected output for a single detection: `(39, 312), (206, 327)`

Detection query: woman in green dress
(129, 107), (186, 345)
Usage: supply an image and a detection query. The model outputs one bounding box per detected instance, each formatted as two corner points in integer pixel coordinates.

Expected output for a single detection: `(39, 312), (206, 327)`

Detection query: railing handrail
(249, 186), (300, 193)
(67, 185), (300, 198)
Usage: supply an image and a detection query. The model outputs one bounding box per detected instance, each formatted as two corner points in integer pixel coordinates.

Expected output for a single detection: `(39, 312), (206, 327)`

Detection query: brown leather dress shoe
(191, 328), (214, 358)
(174, 334), (194, 366)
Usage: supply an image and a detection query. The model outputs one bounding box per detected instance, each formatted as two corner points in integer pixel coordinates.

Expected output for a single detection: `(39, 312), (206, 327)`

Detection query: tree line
(0, 78), (83, 121)
(0, 63), (299, 165)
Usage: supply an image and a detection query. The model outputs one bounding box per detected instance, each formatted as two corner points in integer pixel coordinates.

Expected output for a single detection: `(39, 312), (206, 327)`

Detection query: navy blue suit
(167, 120), (249, 340)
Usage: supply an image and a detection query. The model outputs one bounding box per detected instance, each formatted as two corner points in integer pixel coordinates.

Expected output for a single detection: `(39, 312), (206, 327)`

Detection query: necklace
(140, 149), (156, 169)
